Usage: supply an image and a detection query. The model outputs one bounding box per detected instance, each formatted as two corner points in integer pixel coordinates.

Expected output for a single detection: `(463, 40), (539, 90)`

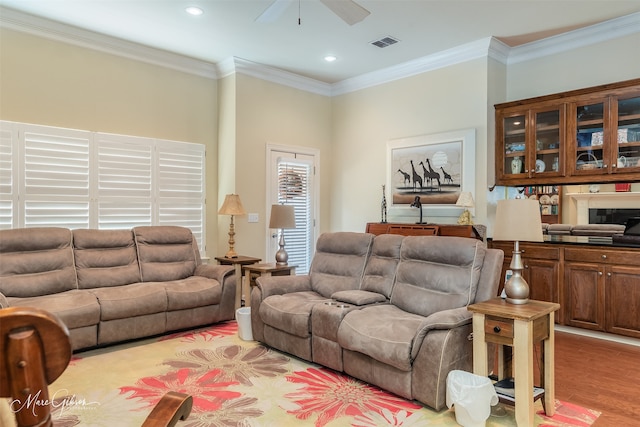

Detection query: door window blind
(277, 159), (312, 274)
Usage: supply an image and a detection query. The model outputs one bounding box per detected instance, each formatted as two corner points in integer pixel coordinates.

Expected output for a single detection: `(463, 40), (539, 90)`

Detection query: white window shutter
(157, 139), (206, 252)
(0, 121), (16, 229)
(95, 133), (153, 229)
(22, 124), (91, 229)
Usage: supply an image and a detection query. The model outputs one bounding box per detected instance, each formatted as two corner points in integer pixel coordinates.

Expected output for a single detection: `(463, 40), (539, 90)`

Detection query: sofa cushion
(90, 282), (168, 321)
(391, 236), (486, 317)
(0, 227), (77, 297)
(7, 290), (100, 329)
(133, 226), (197, 282)
(360, 234), (404, 298)
(309, 232), (373, 298)
(163, 276), (222, 310)
(259, 291), (331, 338)
(332, 290), (387, 306)
(73, 229), (141, 289)
(338, 304), (426, 371)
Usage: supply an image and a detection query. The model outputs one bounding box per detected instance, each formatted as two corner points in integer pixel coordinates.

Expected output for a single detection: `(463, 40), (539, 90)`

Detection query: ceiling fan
(256, 0), (370, 26)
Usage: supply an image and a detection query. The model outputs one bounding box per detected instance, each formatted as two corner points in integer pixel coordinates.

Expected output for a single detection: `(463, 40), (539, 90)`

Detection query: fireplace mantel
(568, 192), (640, 224)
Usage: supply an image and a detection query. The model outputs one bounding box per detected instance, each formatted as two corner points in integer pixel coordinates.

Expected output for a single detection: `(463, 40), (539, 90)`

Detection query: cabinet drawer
(519, 244), (560, 260)
(484, 316), (514, 345)
(565, 247), (639, 265)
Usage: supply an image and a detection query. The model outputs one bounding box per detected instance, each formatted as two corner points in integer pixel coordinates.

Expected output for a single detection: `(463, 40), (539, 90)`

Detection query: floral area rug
(48, 321), (599, 426)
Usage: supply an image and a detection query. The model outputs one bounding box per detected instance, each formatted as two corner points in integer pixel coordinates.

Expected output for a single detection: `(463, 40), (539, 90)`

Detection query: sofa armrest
(0, 292), (8, 308)
(255, 275), (312, 299)
(193, 264), (234, 283)
(411, 306), (472, 360)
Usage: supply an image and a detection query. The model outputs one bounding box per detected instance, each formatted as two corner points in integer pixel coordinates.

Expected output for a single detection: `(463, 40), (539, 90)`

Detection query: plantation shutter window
(0, 121), (207, 254)
(22, 125), (91, 229)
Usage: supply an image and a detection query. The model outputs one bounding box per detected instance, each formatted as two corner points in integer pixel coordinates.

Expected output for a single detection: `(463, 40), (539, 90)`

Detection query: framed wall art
(386, 128), (475, 219)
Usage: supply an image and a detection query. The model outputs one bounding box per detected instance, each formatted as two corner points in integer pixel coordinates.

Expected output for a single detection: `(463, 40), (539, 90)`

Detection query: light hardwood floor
(554, 331), (640, 426)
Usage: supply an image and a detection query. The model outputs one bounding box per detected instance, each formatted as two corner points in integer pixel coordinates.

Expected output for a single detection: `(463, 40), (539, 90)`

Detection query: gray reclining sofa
(251, 231), (503, 410)
(0, 226), (235, 350)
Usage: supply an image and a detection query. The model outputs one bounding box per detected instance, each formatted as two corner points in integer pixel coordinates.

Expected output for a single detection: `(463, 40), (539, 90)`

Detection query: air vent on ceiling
(370, 36), (400, 48)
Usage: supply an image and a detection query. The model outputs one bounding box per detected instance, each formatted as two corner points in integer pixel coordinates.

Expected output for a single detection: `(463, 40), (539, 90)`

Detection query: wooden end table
(467, 298), (560, 427)
(242, 263), (296, 307)
(215, 256), (261, 309)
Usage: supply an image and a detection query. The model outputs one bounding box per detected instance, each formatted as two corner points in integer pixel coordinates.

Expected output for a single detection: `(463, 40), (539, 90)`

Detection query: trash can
(446, 370), (498, 427)
(236, 307), (253, 341)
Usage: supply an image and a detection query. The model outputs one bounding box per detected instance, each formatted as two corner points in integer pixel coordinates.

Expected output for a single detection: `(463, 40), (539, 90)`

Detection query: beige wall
(506, 32), (640, 223)
(507, 33), (640, 100)
(331, 58), (492, 232)
(0, 28), (220, 255)
(220, 74), (332, 259)
(3, 25), (638, 253)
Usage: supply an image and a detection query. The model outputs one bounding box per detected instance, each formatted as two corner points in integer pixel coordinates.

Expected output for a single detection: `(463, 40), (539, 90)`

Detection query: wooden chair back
(0, 306), (192, 427)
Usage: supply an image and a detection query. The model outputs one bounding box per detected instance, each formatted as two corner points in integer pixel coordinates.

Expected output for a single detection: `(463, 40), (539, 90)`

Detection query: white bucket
(236, 307), (253, 341)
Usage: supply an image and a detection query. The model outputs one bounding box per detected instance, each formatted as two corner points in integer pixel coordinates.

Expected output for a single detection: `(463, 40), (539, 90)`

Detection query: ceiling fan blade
(320, 0), (370, 25)
(256, 0), (294, 23)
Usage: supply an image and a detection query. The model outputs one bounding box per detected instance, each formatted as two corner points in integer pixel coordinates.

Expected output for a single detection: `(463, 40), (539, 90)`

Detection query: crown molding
(0, 6), (218, 79)
(507, 12), (640, 64)
(2, 5), (638, 95)
(221, 57), (333, 97)
(332, 37), (503, 96)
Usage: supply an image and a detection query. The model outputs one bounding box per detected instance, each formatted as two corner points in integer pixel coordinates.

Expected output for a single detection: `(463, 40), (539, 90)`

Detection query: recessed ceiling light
(185, 6), (204, 16)
(324, 56), (337, 62)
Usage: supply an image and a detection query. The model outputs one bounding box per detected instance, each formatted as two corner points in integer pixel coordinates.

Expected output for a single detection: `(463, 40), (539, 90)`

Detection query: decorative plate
(535, 159), (546, 173)
(539, 194), (551, 205)
(550, 194), (559, 205)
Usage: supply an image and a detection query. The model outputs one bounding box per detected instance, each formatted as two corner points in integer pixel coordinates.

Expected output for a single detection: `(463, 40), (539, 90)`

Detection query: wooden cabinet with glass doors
(496, 78), (640, 185)
(569, 90), (640, 177)
(496, 105), (565, 183)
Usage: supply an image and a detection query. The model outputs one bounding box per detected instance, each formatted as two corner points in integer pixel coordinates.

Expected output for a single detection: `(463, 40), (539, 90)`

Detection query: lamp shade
(269, 204), (296, 229)
(456, 192), (475, 208)
(218, 194), (246, 216)
(493, 199), (543, 242)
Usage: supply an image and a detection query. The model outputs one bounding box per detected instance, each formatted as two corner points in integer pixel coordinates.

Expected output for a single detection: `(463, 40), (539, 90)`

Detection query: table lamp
(218, 194), (246, 258)
(269, 204), (296, 265)
(456, 191), (475, 225)
(493, 198), (543, 304)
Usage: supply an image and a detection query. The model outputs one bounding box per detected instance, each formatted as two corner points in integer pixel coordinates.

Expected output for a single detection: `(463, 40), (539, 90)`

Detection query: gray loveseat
(0, 226), (235, 351)
(251, 231), (503, 410)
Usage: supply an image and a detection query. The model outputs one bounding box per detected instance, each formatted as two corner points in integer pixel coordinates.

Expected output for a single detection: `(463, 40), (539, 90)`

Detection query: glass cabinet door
(615, 95), (640, 171)
(533, 108), (563, 175)
(574, 100), (607, 174)
(503, 114), (526, 177)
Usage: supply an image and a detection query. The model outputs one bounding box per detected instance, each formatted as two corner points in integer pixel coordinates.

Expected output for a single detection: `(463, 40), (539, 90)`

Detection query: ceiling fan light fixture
(185, 6), (204, 16)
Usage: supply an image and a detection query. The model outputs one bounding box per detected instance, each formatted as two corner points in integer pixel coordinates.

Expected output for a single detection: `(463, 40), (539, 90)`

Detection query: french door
(267, 145), (318, 275)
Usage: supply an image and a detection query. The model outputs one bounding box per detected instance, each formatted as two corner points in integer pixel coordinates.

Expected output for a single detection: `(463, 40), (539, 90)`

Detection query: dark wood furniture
(0, 306), (193, 427)
(242, 263), (296, 307)
(365, 222), (483, 240)
(215, 255), (261, 309)
(490, 239), (640, 339)
(469, 298), (560, 427)
(495, 78), (640, 185)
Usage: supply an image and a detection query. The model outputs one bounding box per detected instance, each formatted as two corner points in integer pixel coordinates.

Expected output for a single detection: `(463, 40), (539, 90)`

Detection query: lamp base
(274, 230), (288, 265)
(504, 242), (529, 304)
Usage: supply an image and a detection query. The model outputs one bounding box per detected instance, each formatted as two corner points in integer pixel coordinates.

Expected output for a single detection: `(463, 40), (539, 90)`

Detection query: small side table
(215, 256), (261, 310)
(242, 263), (296, 308)
(467, 298), (560, 427)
